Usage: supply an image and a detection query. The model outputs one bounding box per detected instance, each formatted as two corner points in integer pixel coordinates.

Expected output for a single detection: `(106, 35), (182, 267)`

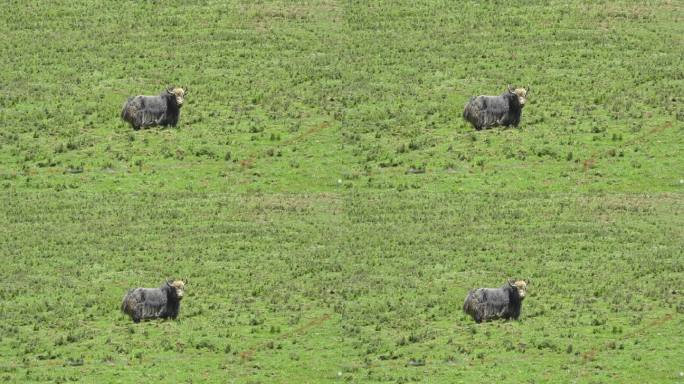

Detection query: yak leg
(481, 111), (495, 129)
(140, 111), (156, 128)
(495, 303), (509, 319)
(142, 111), (150, 127)
(475, 303), (487, 322)
(133, 114), (141, 130)
(138, 112), (147, 129)
(157, 306), (167, 318)
(474, 310), (483, 323)
(154, 114), (166, 126)
(132, 303), (143, 322)
(482, 115), (491, 129)
(483, 303), (503, 321)
(491, 114), (505, 127)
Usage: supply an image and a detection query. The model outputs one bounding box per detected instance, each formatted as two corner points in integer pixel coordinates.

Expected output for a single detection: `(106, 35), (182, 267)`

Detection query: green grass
(1, 0), (683, 383)
(2, 192), (683, 382)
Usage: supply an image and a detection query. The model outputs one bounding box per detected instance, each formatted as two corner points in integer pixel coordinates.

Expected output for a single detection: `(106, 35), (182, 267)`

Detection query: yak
(463, 280), (528, 323)
(121, 87), (187, 130)
(463, 85), (529, 130)
(121, 280), (186, 323)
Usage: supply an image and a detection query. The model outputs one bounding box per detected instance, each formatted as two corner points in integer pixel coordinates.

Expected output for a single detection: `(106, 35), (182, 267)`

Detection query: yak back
(482, 283), (521, 305)
(479, 92), (521, 117)
(137, 92), (177, 116)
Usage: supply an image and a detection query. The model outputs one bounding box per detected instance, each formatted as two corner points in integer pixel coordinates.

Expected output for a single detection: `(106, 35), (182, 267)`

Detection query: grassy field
(1, 0), (683, 383)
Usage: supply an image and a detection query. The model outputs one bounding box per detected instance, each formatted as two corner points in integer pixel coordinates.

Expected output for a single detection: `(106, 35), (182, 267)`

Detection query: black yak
(121, 87), (187, 130)
(463, 280), (528, 323)
(463, 85), (529, 130)
(121, 280), (186, 322)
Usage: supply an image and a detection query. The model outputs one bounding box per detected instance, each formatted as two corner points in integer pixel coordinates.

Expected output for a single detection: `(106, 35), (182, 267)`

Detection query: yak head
(507, 85), (529, 107)
(166, 280), (186, 300)
(508, 279), (528, 299)
(166, 87), (188, 107)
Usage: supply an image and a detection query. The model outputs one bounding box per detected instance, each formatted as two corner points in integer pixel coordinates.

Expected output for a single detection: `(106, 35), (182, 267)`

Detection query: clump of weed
(195, 147), (217, 159)
(175, 148), (185, 160)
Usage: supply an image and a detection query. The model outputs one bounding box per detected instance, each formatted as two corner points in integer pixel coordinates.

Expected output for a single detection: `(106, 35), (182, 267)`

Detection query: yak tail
(121, 99), (143, 130)
(464, 97), (476, 112)
(463, 290), (476, 313)
(121, 290), (135, 314)
(121, 98), (131, 120)
(463, 290), (485, 323)
(120, 294), (128, 313)
(462, 98), (472, 120)
(121, 97), (138, 125)
(463, 97), (483, 130)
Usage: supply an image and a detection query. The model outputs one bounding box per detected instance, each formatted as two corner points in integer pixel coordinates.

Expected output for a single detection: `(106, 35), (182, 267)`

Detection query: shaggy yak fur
(121, 87), (187, 130)
(463, 280), (528, 323)
(463, 85), (529, 130)
(121, 280), (185, 322)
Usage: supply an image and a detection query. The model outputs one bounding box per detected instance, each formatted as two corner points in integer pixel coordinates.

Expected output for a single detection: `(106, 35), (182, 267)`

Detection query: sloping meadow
(1, 191), (682, 382)
(0, 0), (682, 193)
(1, 0), (683, 382)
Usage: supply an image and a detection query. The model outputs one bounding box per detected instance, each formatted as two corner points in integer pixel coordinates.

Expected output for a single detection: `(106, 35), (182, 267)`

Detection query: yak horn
(507, 84), (515, 93)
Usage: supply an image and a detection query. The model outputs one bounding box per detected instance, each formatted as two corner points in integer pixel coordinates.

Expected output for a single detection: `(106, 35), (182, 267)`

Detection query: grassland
(1, 0), (683, 383)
